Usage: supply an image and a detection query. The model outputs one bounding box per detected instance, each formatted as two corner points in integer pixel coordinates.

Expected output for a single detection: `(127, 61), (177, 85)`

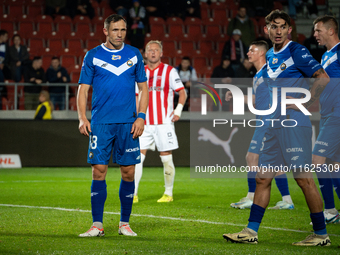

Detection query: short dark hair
(51, 56), (59, 61)
(33, 56), (42, 61)
(104, 14), (127, 29)
(12, 34), (21, 41)
(250, 40), (269, 51)
(265, 10), (291, 27)
(182, 56), (191, 62)
(0, 30), (8, 36)
(313, 15), (338, 34)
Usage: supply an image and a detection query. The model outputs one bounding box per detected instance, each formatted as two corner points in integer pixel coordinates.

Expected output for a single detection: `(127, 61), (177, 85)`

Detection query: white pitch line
(1, 203), (339, 237)
(0, 180), (89, 183)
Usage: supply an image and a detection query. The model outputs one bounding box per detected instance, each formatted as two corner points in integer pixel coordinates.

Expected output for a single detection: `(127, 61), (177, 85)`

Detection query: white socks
(93, 221), (103, 229)
(247, 192), (254, 200)
(134, 153), (145, 196)
(160, 154), (175, 197)
(282, 195), (293, 204)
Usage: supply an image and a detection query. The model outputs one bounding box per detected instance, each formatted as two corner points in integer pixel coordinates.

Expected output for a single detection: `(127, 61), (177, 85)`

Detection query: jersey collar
(146, 62), (164, 71)
(101, 43), (125, 53)
(273, 40), (292, 54)
(327, 41), (340, 53)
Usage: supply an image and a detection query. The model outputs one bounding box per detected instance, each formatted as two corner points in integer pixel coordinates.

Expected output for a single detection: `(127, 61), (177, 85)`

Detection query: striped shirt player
(311, 16), (340, 225)
(77, 14), (149, 238)
(134, 40), (187, 203)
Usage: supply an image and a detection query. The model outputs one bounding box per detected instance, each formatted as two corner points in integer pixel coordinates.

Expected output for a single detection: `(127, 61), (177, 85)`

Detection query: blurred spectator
(144, 0), (167, 20)
(128, 0), (146, 50)
(227, 6), (256, 49)
(7, 35), (30, 82)
(169, 0), (201, 19)
(185, 0), (201, 18)
(24, 56), (46, 110)
(176, 56), (198, 110)
(288, 0), (318, 20)
(211, 57), (235, 111)
(304, 28), (326, 63)
(67, 0), (95, 19)
(46, 56), (70, 110)
(109, 0), (131, 17)
(0, 30), (10, 82)
(222, 29), (246, 72)
(234, 58), (256, 79)
(240, 0), (273, 17)
(45, 0), (69, 17)
(34, 90), (53, 120)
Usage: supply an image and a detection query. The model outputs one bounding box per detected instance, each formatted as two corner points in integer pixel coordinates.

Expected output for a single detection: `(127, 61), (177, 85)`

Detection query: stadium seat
(192, 56), (208, 75)
(178, 40), (197, 57)
(148, 24), (166, 41)
(200, 8), (210, 22)
(161, 40), (178, 57)
(161, 56), (172, 66)
(197, 41), (216, 56)
(186, 24), (203, 41)
(149, 16), (165, 25)
(102, 7), (115, 19)
(46, 38), (64, 55)
(209, 1), (227, 9)
(172, 57), (182, 67)
(211, 9), (228, 24)
(7, 4), (25, 16)
(65, 39), (84, 56)
(34, 14), (53, 23)
(60, 55), (77, 69)
(35, 22), (54, 38)
(166, 17), (184, 25)
(73, 15), (91, 24)
(297, 33), (306, 44)
(26, 0), (44, 5)
(56, 23), (73, 39)
(92, 16), (104, 26)
(184, 17), (202, 26)
(54, 15), (73, 24)
(166, 24), (185, 40)
(26, 5), (43, 17)
(17, 21), (35, 40)
(69, 96), (77, 111)
(0, 21), (16, 33)
(203, 25), (225, 40)
(216, 40), (227, 55)
(41, 55), (53, 70)
(28, 38), (45, 56)
(85, 38), (102, 50)
(211, 56), (222, 69)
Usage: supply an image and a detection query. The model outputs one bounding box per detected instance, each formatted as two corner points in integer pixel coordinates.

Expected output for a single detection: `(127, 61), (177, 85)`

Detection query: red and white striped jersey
(145, 62), (184, 125)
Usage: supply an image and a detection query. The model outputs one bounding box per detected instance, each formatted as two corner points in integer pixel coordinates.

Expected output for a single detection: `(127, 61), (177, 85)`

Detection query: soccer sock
(160, 154), (175, 197)
(247, 172), (257, 200)
(91, 180), (107, 224)
(134, 153), (145, 196)
(119, 179), (135, 223)
(274, 174), (293, 203)
(330, 169), (340, 200)
(310, 211), (327, 235)
(316, 167), (335, 210)
(247, 204), (266, 233)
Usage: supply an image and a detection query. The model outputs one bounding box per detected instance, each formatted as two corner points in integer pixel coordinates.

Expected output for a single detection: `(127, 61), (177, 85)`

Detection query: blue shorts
(313, 116), (340, 162)
(87, 123), (140, 166)
(259, 127), (312, 168)
(248, 126), (269, 154)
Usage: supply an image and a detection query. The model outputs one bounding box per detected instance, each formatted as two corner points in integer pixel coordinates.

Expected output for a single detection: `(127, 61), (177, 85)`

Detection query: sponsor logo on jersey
(112, 54), (121, 60)
(327, 60), (331, 66)
(318, 149), (326, 153)
(291, 156), (299, 161)
(315, 141), (328, 146)
(175, 78), (181, 83)
(149, 87), (164, 92)
(127, 60), (133, 67)
(302, 53), (312, 58)
(91, 192), (98, 196)
(125, 194), (134, 198)
(136, 155), (141, 160)
(126, 147), (140, 152)
(280, 63), (286, 70)
(324, 56), (328, 61)
(250, 140), (257, 144)
(89, 152), (94, 159)
(101, 63), (108, 68)
(272, 58), (278, 64)
(251, 146), (256, 149)
(286, 147), (303, 153)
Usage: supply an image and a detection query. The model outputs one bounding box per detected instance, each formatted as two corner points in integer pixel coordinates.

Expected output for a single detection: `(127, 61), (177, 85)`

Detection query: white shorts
(140, 123), (179, 152)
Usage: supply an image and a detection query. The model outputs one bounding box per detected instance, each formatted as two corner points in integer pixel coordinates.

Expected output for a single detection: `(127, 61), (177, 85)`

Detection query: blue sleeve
(290, 43), (322, 77)
(134, 50), (147, 83)
(79, 50), (95, 85)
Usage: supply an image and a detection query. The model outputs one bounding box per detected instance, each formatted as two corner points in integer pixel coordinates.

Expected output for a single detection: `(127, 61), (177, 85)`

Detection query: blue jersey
(319, 42), (340, 117)
(79, 43), (147, 124)
(265, 41), (322, 128)
(253, 64), (270, 124)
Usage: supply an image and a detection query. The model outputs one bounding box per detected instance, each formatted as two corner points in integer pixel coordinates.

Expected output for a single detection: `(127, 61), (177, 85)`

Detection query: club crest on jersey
(89, 152), (94, 159)
(327, 60), (331, 66)
(127, 60), (133, 67)
(112, 55), (121, 60)
(272, 58), (278, 64)
(280, 63), (286, 70)
(324, 56), (328, 61)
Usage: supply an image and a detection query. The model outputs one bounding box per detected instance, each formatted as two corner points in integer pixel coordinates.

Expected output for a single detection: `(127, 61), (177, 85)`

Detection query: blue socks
(310, 211), (327, 235)
(91, 180), (107, 223)
(119, 179), (135, 223)
(247, 172), (257, 193)
(275, 174), (290, 197)
(316, 167), (335, 210)
(330, 170), (340, 200)
(247, 204), (266, 233)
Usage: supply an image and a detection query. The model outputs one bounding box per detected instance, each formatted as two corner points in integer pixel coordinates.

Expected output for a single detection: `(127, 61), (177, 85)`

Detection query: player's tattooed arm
(303, 68), (330, 109)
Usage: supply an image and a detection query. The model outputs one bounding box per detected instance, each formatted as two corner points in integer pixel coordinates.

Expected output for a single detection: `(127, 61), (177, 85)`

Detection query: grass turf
(0, 167), (339, 254)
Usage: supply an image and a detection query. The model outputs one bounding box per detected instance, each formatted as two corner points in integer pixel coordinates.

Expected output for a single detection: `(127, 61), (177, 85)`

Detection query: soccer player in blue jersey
(223, 10), (331, 246)
(77, 14), (149, 237)
(312, 15), (340, 224)
(226, 40), (294, 210)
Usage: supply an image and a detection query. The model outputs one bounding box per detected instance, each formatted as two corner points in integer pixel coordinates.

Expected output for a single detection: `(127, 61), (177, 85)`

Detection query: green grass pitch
(0, 167), (339, 254)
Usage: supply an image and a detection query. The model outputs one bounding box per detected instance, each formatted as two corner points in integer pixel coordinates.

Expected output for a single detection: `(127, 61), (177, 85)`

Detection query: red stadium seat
(34, 14), (53, 23)
(161, 56), (172, 66)
(54, 15), (73, 24)
(65, 39), (84, 56)
(85, 38), (102, 50)
(210, 57), (222, 69)
(28, 38), (45, 55)
(200, 8), (210, 22)
(56, 23), (73, 39)
(166, 24), (185, 40)
(27, 5), (43, 16)
(102, 7), (114, 19)
(148, 24), (166, 41)
(149, 16), (165, 25)
(17, 21), (35, 40)
(69, 96), (77, 111)
(216, 40), (227, 55)
(26, 0), (44, 5)
(178, 40), (197, 57)
(73, 23), (93, 39)
(0, 21), (16, 33)
(41, 54), (53, 70)
(203, 25), (224, 40)
(197, 41), (215, 56)
(186, 24), (203, 41)
(161, 40), (178, 57)
(7, 4), (24, 16)
(73, 15), (91, 24)
(35, 22), (54, 38)
(192, 56), (208, 75)
(184, 17), (202, 26)
(92, 16), (104, 26)
(210, 1), (227, 9)
(211, 9), (228, 24)
(60, 55), (77, 69)
(166, 17), (183, 25)
(46, 38), (64, 55)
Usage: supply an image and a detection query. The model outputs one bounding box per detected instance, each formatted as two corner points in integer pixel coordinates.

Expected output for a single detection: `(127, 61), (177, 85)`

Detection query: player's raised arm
(304, 68), (330, 109)
(77, 83), (91, 136)
(131, 81), (148, 139)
